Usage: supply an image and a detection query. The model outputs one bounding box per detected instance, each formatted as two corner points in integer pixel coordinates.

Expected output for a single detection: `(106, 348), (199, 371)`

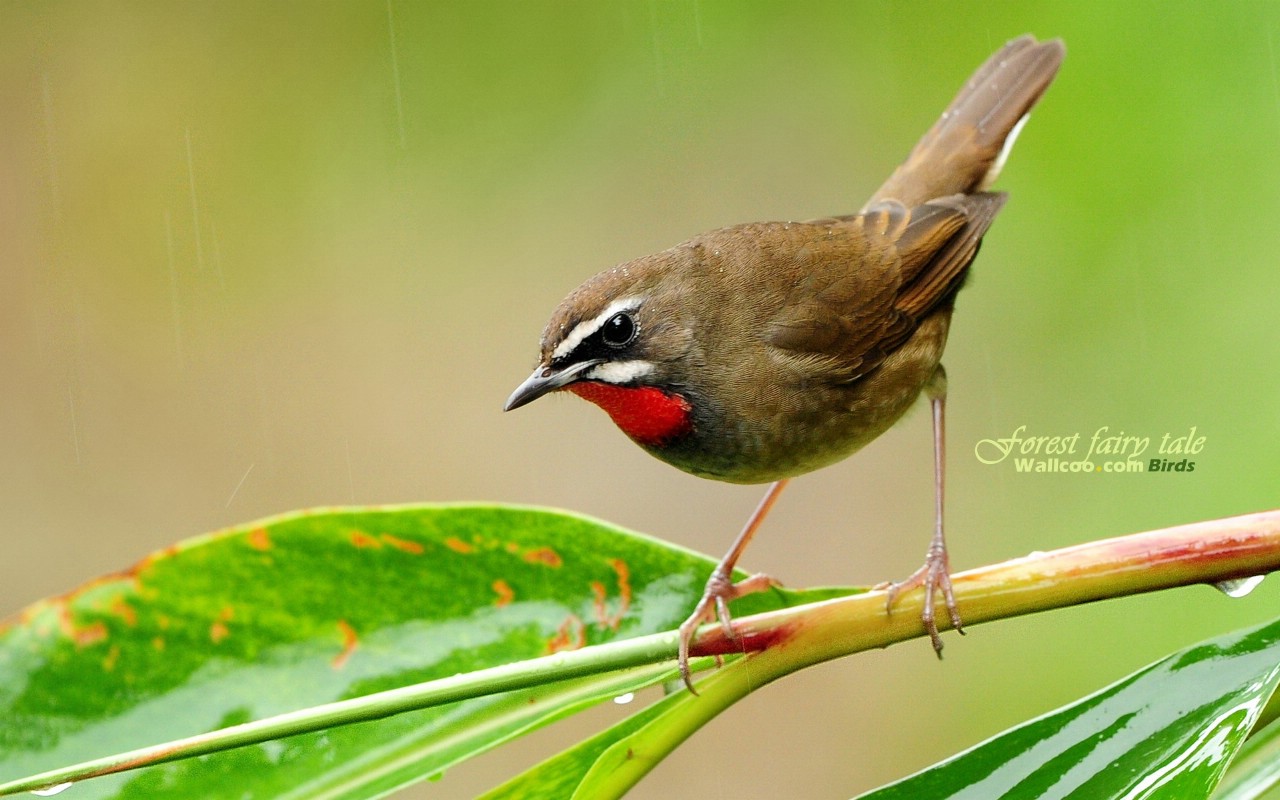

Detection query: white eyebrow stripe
(587, 360), (655, 384)
(551, 296), (643, 361)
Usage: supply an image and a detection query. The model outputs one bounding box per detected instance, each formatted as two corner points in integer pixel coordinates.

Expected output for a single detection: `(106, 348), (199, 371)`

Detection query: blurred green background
(3, 2), (1279, 798)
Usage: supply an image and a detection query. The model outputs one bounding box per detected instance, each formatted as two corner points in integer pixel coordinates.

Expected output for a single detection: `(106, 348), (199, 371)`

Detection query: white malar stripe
(979, 112), (1030, 190)
(587, 360), (655, 384)
(551, 296), (643, 361)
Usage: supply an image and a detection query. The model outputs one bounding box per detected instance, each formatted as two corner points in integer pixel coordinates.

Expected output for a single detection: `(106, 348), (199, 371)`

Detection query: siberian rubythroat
(505, 35), (1064, 688)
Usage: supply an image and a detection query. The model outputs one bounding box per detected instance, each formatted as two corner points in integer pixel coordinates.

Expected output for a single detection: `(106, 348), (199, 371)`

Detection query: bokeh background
(3, 2), (1279, 798)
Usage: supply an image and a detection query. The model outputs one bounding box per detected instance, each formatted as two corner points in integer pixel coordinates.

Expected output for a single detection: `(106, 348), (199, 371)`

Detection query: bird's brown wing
(894, 192), (1007, 318)
(764, 193), (1005, 383)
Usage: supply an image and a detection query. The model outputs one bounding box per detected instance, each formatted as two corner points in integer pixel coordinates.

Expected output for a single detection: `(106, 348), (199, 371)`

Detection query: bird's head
(504, 257), (701, 448)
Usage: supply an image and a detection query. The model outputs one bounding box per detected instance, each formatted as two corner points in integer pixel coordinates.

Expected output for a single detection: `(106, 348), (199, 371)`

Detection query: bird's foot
(677, 570), (779, 692)
(883, 544), (964, 656)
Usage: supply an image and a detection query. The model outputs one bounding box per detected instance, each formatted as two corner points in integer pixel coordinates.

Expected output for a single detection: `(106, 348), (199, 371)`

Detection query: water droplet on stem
(1214, 575), (1266, 598)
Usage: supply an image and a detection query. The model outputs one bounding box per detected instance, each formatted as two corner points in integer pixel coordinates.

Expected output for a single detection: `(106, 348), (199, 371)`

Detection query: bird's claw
(884, 546), (963, 656)
(677, 571), (779, 693)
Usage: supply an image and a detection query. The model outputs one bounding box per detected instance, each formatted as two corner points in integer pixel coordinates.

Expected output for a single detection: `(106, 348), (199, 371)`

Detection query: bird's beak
(504, 359), (603, 411)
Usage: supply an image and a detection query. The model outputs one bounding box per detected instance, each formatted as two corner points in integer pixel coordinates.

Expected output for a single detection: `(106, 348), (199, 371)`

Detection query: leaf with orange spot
(381, 534), (423, 554)
(332, 620), (359, 669)
(491, 579), (515, 607)
(521, 546), (563, 567)
(247, 528), (271, 551)
(349, 530), (382, 549)
(0, 504), (845, 798)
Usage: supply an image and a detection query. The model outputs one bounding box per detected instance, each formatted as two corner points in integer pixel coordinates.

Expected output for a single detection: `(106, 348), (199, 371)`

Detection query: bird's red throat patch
(568, 382), (692, 446)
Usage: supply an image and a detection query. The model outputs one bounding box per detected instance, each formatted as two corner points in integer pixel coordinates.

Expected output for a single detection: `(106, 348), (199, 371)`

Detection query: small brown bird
(505, 36), (1064, 688)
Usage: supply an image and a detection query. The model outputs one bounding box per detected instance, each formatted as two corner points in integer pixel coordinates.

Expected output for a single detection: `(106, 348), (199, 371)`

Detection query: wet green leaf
(857, 616), (1280, 800)
(1212, 713), (1280, 800)
(479, 685), (677, 800)
(0, 504), (850, 799)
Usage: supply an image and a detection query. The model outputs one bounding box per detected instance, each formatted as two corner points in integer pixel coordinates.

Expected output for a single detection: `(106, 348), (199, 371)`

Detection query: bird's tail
(866, 35), (1065, 209)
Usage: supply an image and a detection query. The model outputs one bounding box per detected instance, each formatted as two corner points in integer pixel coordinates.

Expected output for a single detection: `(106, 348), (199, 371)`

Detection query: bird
(504, 35), (1065, 689)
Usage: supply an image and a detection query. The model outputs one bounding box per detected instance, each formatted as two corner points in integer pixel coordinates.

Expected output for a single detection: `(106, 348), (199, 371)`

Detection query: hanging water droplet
(613, 692), (636, 705)
(32, 783), (73, 797)
(1214, 575), (1266, 598)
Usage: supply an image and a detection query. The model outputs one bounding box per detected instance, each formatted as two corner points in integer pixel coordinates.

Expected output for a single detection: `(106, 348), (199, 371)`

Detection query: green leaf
(0, 504), (851, 798)
(1213, 713), (1280, 800)
(482, 632), (814, 800)
(856, 616), (1280, 800)
(478, 684), (677, 800)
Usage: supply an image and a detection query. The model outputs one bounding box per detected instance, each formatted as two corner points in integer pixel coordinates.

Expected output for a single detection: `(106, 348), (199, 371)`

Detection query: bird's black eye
(600, 312), (637, 348)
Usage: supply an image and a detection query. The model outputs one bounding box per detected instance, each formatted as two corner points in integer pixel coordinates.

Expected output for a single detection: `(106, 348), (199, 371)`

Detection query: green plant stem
(2, 509), (1278, 797)
(693, 508), (1280, 666)
(558, 507), (1280, 798)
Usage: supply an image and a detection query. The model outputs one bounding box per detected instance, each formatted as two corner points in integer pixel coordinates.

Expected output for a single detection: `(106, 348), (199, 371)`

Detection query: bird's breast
(568, 382), (693, 447)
